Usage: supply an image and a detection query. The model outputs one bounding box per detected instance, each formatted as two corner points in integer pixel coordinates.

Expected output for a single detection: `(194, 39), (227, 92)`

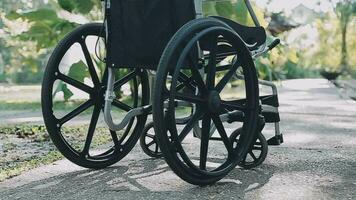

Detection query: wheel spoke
(59, 100), (94, 125)
(178, 72), (196, 91)
(215, 60), (241, 92)
(112, 99), (132, 112)
(175, 93), (205, 105)
(82, 105), (101, 155)
(110, 130), (120, 148)
(241, 154), (247, 165)
(178, 109), (205, 142)
(80, 40), (100, 86)
(57, 73), (93, 94)
(199, 114), (211, 170)
(252, 146), (262, 150)
(211, 115), (233, 156)
(187, 58), (207, 93)
(154, 143), (159, 153)
(146, 134), (155, 139)
(249, 151), (257, 161)
(114, 70), (137, 91)
(147, 140), (155, 147)
(206, 37), (218, 89)
(221, 100), (251, 112)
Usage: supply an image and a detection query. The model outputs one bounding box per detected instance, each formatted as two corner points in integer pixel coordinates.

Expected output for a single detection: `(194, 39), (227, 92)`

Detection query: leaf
(58, 0), (94, 14)
(235, 1), (249, 25)
(52, 61), (89, 101)
(6, 11), (22, 20)
(67, 60), (90, 82)
(287, 51), (299, 64)
(21, 9), (58, 22)
(216, 2), (236, 18)
(54, 82), (74, 101)
(62, 84), (74, 101)
(58, 0), (75, 13)
(6, 9), (58, 22)
(75, 0), (94, 14)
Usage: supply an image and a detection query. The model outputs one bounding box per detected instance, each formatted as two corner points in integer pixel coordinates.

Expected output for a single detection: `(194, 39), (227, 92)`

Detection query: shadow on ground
(1, 158), (276, 200)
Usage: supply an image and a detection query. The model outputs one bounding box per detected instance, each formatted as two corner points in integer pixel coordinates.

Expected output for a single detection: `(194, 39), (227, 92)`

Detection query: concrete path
(0, 79), (356, 200)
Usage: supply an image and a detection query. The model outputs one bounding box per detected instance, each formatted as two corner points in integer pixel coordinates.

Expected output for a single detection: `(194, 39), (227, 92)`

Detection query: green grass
(0, 124), (121, 182)
(0, 97), (136, 111)
(0, 151), (63, 182)
(0, 101), (85, 111)
(0, 101), (42, 111)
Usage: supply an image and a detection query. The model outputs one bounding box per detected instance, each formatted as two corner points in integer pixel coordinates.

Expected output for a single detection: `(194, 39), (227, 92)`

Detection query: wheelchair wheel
(140, 122), (163, 158)
(231, 128), (268, 169)
(42, 23), (149, 169)
(153, 18), (260, 185)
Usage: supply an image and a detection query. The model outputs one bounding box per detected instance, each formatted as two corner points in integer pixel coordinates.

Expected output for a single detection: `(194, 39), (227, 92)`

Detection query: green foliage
(1, 0), (102, 84)
(1, 0), (354, 85)
(67, 61), (90, 82)
(203, 0), (267, 26)
(7, 8), (58, 21)
(58, 0), (95, 14)
(53, 60), (89, 101)
(54, 82), (74, 101)
(305, 7), (356, 77)
(6, 8), (77, 50)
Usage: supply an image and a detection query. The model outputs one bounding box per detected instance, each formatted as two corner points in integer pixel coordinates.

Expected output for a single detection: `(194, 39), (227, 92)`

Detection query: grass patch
(0, 124), (120, 182)
(0, 98), (136, 111)
(0, 101), (42, 111)
(0, 100), (89, 111)
(0, 151), (63, 182)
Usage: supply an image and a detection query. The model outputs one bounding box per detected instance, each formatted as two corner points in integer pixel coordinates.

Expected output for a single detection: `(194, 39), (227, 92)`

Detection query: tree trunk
(340, 20), (348, 73)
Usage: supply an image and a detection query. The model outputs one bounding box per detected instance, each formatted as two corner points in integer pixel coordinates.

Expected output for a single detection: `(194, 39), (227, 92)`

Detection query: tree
(331, 0), (356, 72)
(1, 0), (102, 84)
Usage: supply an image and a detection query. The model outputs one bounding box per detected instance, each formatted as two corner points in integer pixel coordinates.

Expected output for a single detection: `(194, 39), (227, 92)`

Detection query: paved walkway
(0, 79), (356, 200)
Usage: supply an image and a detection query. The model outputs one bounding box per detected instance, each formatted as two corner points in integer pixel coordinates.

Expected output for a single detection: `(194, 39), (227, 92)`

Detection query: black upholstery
(212, 16), (266, 51)
(107, 0), (195, 69)
(106, 1), (267, 69)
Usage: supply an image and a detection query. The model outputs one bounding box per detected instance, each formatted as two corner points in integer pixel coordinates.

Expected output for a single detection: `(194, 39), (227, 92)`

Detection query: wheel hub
(207, 91), (221, 112)
(92, 86), (106, 105)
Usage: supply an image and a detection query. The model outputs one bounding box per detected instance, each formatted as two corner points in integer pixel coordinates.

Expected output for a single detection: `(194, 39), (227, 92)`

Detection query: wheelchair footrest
(267, 134), (284, 146)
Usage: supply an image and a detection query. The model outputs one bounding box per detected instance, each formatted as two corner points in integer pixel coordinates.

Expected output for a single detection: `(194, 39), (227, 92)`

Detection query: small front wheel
(140, 122), (163, 158)
(231, 128), (268, 169)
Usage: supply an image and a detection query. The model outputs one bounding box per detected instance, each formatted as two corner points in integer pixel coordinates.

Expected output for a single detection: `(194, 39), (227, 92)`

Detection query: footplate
(267, 134), (284, 146)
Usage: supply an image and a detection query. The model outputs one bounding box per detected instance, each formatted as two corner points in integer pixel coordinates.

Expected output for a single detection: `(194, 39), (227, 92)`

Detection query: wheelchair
(41, 0), (283, 185)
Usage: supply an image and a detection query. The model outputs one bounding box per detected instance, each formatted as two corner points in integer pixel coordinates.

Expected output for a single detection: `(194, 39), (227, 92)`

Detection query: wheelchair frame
(41, 0), (283, 185)
(102, 0), (283, 145)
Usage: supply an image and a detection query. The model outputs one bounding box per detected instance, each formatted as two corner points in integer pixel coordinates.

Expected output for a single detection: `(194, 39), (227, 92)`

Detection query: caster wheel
(231, 128), (268, 169)
(140, 122), (163, 158)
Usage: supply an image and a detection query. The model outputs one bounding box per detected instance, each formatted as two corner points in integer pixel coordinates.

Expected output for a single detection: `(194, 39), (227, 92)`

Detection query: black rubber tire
(139, 122), (163, 158)
(42, 23), (149, 169)
(231, 128), (268, 169)
(153, 18), (260, 185)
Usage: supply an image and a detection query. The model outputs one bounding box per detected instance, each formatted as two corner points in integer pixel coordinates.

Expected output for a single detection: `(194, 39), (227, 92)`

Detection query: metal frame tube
(103, 68), (151, 131)
(244, 0), (260, 27)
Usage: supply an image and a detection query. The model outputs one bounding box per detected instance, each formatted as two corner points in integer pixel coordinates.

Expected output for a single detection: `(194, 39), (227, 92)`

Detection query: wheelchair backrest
(107, 0), (196, 69)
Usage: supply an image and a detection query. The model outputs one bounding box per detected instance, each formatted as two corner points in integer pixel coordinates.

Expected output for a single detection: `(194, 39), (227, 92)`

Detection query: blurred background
(0, 0), (355, 84)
